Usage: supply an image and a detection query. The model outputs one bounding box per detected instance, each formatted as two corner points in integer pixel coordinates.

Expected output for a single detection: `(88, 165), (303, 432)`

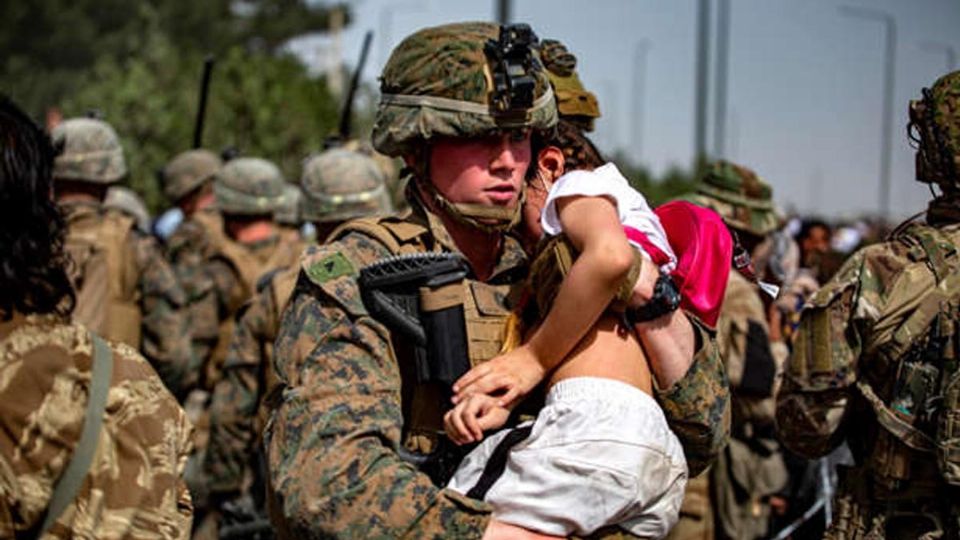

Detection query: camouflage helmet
(274, 183), (302, 226)
(162, 149), (222, 202)
(686, 161), (780, 237)
(910, 70), (960, 188)
(214, 157), (288, 216)
(104, 186), (151, 233)
(541, 39), (601, 132)
(372, 22), (557, 158)
(300, 148), (392, 224)
(51, 118), (127, 184)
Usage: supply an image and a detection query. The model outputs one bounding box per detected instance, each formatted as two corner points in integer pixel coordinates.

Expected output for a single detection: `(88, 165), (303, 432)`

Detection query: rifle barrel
(193, 56), (215, 149)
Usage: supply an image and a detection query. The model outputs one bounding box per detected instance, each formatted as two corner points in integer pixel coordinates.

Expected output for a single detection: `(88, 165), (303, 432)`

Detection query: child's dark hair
(0, 96), (75, 319)
(532, 119), (606, 173)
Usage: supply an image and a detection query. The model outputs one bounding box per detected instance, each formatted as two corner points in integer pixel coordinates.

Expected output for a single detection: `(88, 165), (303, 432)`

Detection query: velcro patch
(306, 252), (355, 283)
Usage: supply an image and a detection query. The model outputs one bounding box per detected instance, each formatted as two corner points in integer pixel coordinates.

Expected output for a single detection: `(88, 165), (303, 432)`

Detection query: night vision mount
(485, 23), (540, 113)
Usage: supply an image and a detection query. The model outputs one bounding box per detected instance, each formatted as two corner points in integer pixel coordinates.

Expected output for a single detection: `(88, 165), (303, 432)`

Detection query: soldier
(184, 156), (291, 530)
(0, 95), (193, 539)
(204, 148), (393, 533)
(162, 148), (226, 378)
(52, 117), (194, 399)
(265, 22), (728, 539)
(684, 161), (790, 540)
(776, 71), (960, 539)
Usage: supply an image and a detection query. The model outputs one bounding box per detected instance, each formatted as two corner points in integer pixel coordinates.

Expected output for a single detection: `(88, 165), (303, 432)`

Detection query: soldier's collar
(407, 184), (527, 282)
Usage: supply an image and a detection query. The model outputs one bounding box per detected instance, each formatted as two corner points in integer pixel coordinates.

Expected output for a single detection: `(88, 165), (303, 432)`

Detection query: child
(445, 159), (714, 538)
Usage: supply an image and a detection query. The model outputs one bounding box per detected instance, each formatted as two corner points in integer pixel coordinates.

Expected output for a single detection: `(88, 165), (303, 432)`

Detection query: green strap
(855, 380), (936, 453)
(38, 333), (113, 536)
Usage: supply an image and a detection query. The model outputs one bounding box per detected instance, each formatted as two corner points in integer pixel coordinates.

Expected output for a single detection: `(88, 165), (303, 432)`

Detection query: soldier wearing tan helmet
(262, 22), (728, 539)
(777, 71), (960, 540)
(52, 117), (194, 399)
(204, 147), (393, 534)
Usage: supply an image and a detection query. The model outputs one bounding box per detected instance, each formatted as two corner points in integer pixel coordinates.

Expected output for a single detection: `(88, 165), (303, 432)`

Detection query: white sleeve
(540, 163), (628, 237)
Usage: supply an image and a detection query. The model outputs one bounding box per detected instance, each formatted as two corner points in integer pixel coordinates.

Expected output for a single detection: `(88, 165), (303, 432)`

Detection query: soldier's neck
(442, 215), (500, 282)
(227, 218), (277, 245)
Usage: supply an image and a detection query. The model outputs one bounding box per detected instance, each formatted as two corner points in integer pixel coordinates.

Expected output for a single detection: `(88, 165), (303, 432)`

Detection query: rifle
(328, 30), (373, 148)
(358, 252), (471, 394)
(193, 55), (215, 149)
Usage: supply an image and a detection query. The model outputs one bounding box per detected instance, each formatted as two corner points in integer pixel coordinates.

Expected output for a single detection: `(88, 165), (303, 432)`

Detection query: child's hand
(444, 393), (511, 445)
(452, 345), (546, 408)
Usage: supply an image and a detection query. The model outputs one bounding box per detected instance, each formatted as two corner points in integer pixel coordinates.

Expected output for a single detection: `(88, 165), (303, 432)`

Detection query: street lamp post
(632, 39), (652, 161)
(839, 5), (897, 222)
(713, 0), (731, 158)
(694, 0), (711, 166)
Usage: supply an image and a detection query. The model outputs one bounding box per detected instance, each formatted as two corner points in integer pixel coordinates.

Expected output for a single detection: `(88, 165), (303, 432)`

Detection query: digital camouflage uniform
(53, 118), (195, 400)
(185, 157), (293, 536)
(163, 149), (226, 385)
(265, 22), (729, 539)
(0, 313), (193, 539)
(677, 162), (789, 540)
(777, 72), (960, 539)
(204, 148), (392, 511)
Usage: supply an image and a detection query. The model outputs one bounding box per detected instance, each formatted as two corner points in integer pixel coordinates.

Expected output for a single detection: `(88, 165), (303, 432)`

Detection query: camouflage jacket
(205, 264), (299, 498)
(778, 222), (960, 460)
(166, 208), (225, 377)
(265, 196), (729, 539)
(63, 201), (195, 400)
(777, 223), (960, 458)
(0, 313), (193, 539)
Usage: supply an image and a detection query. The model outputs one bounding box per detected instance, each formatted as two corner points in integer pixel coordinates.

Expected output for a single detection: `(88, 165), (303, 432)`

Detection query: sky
(293, 0), (960, 220)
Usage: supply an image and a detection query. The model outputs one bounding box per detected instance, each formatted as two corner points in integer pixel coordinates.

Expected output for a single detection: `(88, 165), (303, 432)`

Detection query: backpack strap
(38, 333), (114, 537)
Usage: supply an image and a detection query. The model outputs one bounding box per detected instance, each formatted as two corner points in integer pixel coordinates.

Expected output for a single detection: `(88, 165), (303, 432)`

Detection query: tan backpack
(65, 209), (142, 347)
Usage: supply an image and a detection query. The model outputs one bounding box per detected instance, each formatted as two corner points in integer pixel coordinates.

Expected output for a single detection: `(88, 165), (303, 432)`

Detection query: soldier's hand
(452, 345), (545, 408)
(444, 393), (510, 445)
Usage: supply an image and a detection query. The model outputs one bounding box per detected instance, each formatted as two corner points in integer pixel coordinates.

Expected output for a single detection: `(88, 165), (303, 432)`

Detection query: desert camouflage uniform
(673, 162), (788, 540)
(777, 71), (960, 539)
(0, 313), (193, 539)
(53, 119), (194, 399)
(205, 148), (392, 507)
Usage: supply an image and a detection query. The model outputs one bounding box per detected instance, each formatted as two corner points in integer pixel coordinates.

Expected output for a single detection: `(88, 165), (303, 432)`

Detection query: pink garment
(652, 202), (732, 328)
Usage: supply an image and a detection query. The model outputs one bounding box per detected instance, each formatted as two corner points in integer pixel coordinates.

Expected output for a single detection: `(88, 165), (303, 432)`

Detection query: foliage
(610, 150), (704, 206)
(1, 1), (348, 213)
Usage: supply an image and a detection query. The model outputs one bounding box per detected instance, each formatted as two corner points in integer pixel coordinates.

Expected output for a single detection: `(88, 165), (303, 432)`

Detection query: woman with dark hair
(0, 96), (193, 539)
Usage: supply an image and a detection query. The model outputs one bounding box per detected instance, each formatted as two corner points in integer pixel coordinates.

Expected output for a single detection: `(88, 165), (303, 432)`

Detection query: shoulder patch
(305, 252), (355, 284)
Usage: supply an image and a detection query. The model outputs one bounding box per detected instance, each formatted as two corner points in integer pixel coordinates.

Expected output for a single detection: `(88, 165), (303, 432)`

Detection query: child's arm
(452, 194), (635, 406)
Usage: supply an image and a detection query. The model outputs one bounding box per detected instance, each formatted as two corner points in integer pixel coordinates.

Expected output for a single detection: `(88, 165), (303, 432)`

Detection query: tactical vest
(853, 222), (960, 496)
(65, 207), (142, 347)
(329, 212), (516, 458)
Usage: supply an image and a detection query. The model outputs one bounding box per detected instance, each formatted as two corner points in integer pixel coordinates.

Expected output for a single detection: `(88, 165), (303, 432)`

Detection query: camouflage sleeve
(655, 315), (731, 477)
(266, 238), (491, 539)
(133, 233), (196, 400)
(776, 250), (869, 458)
(205, 290), (271, 497)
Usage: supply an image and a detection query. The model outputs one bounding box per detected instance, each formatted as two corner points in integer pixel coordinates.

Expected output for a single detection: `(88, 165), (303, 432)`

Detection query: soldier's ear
(537, 145), (565, 182)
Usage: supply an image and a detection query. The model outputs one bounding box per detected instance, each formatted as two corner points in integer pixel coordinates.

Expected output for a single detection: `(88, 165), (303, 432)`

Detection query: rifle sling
(38, 333), (114, 537)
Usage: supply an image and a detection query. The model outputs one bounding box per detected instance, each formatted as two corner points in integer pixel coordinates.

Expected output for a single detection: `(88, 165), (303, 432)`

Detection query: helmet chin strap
(420, 176), (525, 234)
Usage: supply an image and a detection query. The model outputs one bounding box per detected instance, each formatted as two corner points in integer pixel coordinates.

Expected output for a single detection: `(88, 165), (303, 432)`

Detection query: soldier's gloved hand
(444, 393), (511, 445)
(452, 345), (545, 408)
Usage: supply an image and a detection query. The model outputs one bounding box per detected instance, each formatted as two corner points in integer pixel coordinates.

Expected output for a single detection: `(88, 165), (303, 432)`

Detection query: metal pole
(919, 40), (957, 72)
(839, 6), (896, 221)
(496, 0), (511, 24)
(713, 0), (730, 158)
(694, 0), (711, 165)
(632, 40), (652, 161)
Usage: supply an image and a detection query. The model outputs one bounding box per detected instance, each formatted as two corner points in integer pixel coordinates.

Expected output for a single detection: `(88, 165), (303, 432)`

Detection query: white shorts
(447, 377), (687, 538)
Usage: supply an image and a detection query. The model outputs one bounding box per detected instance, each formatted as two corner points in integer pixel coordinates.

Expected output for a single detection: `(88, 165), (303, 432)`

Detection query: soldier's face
(429, 130), (532, 208)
